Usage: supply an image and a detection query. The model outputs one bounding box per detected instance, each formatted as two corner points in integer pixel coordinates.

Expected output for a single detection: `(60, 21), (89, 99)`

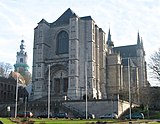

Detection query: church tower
(107, 28), (114, 54)
(106, 29), (121, 99)
(14, 40), (31, 85)
(136, 32), (147, 87)
(14, 40), (29, 72)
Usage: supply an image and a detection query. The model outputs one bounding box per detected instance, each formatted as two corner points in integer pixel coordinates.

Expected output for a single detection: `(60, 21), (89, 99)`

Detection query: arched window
(56, 31), (69, 54)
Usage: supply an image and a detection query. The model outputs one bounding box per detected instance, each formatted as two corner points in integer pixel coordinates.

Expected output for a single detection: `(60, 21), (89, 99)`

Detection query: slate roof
(51, 8), (75, 27)
(38, 8), (95, 28)
(80, 16), (93, 20)
(38, 19), (50, 26)
(113, 45), (137, 58)
(0, 77), (16, 83)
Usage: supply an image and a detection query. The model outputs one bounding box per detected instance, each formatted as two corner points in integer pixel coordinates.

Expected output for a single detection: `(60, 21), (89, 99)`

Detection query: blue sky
(0, 0), (160, 86)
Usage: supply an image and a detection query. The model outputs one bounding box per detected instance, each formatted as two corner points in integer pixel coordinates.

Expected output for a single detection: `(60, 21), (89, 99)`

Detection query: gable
(51, 8), (75, 27)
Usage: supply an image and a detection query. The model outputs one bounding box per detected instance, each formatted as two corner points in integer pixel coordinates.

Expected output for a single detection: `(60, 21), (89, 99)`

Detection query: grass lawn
(34, 119), (103, 124)
(1, 118), (160, 124)
(23, 118), (160, 124)
(0, 118), (116, 124)
(0, 118), (114, 124)
(0, 118), (16, 124)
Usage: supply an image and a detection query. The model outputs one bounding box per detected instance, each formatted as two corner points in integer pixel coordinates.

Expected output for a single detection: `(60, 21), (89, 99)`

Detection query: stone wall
(63, 99), (131, 118)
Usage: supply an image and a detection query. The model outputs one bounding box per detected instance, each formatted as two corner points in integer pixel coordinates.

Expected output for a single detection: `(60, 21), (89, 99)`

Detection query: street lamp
(24, 97), (27, 117)
(127, 58), (131, 120)
(85, 61), (88, 119)
(15, 72), (19, 118)
(48, 64), (51, 118)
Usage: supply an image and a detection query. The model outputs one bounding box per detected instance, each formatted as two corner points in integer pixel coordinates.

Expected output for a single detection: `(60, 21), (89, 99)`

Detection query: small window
(4, 84), (7, 90)
(20, 58), (23, 63)
(11, 86), (13, 90)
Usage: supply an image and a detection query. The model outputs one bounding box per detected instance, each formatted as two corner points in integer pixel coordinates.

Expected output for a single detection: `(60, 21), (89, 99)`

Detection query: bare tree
(0, 62), (13, 77)
(148, 48), (160, 81)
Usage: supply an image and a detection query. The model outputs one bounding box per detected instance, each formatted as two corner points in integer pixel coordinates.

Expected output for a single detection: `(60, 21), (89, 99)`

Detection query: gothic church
(31, 8), (147, 103)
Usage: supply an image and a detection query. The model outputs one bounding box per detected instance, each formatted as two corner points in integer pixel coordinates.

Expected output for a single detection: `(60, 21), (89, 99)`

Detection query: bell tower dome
(14, 40), (29, 72)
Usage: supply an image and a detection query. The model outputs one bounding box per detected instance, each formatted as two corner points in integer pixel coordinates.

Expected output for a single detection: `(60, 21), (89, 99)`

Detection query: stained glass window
(56, 31), (69, 54)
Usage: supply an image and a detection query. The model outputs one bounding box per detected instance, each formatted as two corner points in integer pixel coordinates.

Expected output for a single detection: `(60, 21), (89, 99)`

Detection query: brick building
(0, 77), (16, 102)
(0, 76), (28, 103)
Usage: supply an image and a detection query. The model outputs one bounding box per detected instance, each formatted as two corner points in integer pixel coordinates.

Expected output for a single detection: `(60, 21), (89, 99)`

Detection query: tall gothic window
(56, 31), (69, 54)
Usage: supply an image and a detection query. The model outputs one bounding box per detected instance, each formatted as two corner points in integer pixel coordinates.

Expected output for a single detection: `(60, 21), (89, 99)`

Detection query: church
(31, 8), (148, 104)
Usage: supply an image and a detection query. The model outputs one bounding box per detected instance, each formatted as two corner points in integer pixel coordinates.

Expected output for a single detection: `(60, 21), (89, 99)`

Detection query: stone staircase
(61, 103), (85, 118)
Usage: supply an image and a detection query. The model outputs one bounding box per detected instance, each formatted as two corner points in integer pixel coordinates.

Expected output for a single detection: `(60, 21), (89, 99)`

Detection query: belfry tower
(14, 40), (29, 72)
(14, 40), (31, 85)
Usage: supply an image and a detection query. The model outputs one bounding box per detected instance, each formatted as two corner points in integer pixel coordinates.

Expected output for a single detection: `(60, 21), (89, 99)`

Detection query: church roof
(50, 8), (94, 27)
(14, 63), (29, 70)
(80, 16), (93, 20)
(51, 8), (75, 27)
(38, 19), (50, 26)
(113, 45), (137, 58)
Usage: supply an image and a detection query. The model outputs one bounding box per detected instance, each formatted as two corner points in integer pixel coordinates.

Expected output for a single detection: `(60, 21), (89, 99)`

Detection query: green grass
(0, 118), (16, 124)
(1, 118), (160, 124)
(6, 118), (115, 124)
(32, 118), (108, 124)
(26, 119), (160, 124)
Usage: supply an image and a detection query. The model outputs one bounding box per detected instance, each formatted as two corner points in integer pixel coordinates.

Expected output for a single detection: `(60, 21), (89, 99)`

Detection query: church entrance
(54, 78), (60, 94)
(50, 68), (68, 99)
(54, 78), (68, 94)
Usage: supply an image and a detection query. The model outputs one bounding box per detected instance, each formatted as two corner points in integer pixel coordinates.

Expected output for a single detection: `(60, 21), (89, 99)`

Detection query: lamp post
(48, 64), (51, 118)
(128, 58), (131, 120)
(112, 94), (114, 119)
(15, 72), (19, 118)
(85, 61), (88, 119)
(24, 97), (27, 117)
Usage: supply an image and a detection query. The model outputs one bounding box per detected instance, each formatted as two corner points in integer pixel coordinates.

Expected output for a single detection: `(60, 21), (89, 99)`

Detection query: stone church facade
(31, 8), (147, 103)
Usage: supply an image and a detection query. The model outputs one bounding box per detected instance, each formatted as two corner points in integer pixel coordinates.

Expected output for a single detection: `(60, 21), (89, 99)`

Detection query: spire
(108, 28), (111, 42)
(107, 28), (114, 47)
(20, 40), (25, 53)
(137, 31), (140, 45)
